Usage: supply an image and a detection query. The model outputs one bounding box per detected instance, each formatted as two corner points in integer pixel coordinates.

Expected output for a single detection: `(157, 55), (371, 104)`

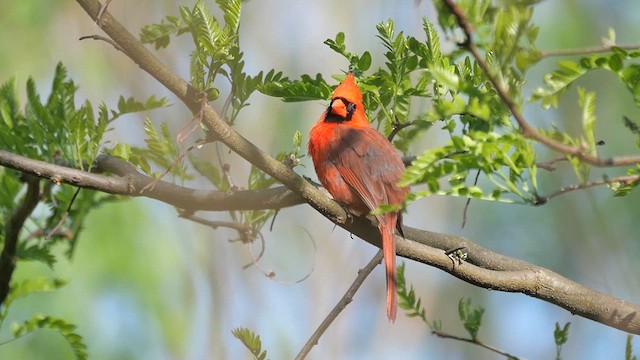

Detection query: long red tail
(379, 213), (398, 322)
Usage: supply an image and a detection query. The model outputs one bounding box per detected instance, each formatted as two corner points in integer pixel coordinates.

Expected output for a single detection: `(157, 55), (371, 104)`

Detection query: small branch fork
(442, 0), (640, 167)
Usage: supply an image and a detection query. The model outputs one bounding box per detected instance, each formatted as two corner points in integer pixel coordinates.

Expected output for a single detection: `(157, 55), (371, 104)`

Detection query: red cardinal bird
(308, 73), (409, 322)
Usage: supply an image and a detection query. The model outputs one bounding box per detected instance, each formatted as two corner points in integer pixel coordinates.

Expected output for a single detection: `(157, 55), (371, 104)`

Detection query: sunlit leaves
(458, 298), (484, 341)
(174, 0), (243, 98)
(0, 280), (84, 359)
(10, 315), (88, 360)
(123, 118), (191, 181)
(0, 63), (140, 261)
(402, 131), (537, 204)
(2, 278), (67, 318)
(232, 327), (267, 360)
(532, 49), (640, 108)
(140, 15), (188, 49)
(258, 72), (332, 102)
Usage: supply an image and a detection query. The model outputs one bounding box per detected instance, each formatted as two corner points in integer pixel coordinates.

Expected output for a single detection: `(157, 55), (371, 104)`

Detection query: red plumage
(308, 73), (409, 322)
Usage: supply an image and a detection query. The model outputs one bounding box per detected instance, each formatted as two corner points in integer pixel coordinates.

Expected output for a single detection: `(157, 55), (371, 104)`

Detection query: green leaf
(4, 278), (67, 309)
(531, 60), (588, 109)
(16, 243), (57, 268)
(422, 18), (442, 65)
(258, 73), (332, 102)
(554, 322), (571, 360)
(292, 130), (302, 149)
(190, 155), (225, 190)
(215, 0), (242, 33)
(140, 15), (189, 49)
(396, 262), (436, 329)
(358, 51), (372, 71)
(10, 315), (88, 360)
(115, 95), (169, 116)
(626, 334), (637, 360)
(232, 327), (268, 360)
(458, 298), (484, 341)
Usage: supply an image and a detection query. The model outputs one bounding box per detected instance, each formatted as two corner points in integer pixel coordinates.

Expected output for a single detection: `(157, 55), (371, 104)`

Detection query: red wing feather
(330, 127), (407, 215)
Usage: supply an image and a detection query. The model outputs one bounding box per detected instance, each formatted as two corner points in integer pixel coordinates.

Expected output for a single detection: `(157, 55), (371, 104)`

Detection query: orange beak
(330, 98), (348, 118)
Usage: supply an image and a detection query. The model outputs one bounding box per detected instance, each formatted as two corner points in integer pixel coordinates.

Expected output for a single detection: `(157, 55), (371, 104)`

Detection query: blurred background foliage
(0, 0), (639, 359)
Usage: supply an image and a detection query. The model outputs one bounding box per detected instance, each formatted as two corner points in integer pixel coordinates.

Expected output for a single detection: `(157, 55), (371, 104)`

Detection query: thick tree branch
(62, 0), (640, 334)
(0, 176), (40, 306)
(3, 151), (640, 333)
(0, 150), (303, 211)
(442, 0), (640, 167)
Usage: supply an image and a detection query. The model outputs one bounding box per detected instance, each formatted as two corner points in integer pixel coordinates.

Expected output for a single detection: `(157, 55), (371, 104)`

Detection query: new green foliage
(232, 327), (268, 360)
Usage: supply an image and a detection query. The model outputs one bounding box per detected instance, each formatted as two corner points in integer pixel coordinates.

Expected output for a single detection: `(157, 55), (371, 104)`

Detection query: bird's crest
(332, 73), (363, 105)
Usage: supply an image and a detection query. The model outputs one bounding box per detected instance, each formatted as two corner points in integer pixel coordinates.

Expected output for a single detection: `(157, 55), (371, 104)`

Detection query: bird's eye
(346, 102), (356, 113)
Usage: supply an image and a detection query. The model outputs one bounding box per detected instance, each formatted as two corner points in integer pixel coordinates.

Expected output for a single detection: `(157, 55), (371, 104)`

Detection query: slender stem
(433, 331), (521, 359)
(540, 44), (640, 59)
(295, 251), (383, 360)
(535, 174), (640, 205)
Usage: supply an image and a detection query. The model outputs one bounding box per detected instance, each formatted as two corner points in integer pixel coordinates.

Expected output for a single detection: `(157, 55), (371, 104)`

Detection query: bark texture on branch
(3, 146), (640, 334)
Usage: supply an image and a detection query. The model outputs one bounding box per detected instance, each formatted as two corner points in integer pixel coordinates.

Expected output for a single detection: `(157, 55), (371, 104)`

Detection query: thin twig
(441, 0), (640, 167)
(246, 228), (316, 285)
(46, 187), (82, 239)
(180, 213), (254, 234)
(295, 251), (384, 360)
(433, 331), (521, 360)
(78, 34), (124, 52)
(95, 0), (113, 26)
(535, 174), (640, 205)
(176, 95), (207, 144)
(140, 139), (208, 193)
(387, 120), (415, 142)
(180, 212), (267, 267)
(181, 213), (316, 283)
(540, 44), (640, 59)
(536, 156), (568, 172)
(461, 170), (480, 228)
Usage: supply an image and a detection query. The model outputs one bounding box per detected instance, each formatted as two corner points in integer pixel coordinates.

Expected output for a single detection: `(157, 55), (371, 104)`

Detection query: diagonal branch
(65, 0), (640, 334)
(442, 0), (640, 167)
(296, 251), (384, 360)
